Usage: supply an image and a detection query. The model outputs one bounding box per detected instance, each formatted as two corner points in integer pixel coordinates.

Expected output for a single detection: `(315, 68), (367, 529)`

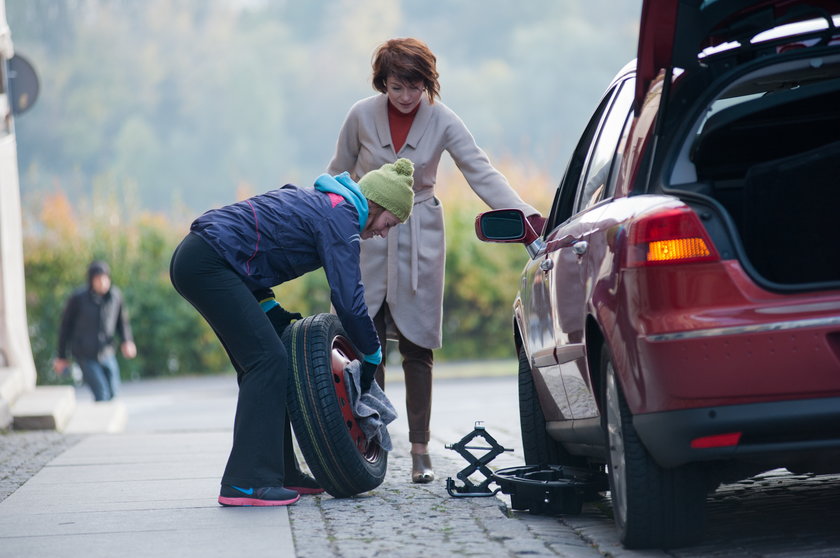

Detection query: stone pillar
(0, 134), (36, 391)
(0, 4), (38, 427)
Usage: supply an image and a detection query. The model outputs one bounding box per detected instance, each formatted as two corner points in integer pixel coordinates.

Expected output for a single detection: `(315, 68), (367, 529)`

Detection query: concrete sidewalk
(0, 375), (294, 558)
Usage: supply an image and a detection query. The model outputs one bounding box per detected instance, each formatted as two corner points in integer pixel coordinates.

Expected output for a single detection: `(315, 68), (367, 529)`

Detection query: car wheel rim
(330, 335), (380, 463)
(605, 360), (627, 523)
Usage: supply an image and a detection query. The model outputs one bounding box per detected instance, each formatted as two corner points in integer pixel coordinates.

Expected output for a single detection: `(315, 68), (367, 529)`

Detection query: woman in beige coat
(328, 37), (544, 483)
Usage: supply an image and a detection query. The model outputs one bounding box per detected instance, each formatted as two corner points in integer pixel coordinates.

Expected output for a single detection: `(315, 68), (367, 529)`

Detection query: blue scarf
(313, 172), (369, 231)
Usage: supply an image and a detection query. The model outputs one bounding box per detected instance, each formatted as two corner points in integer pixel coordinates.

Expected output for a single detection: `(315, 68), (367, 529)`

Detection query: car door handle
(572, 240), (589, 256)
(539, 259), (554, 272)
(557, 234), (579, 248)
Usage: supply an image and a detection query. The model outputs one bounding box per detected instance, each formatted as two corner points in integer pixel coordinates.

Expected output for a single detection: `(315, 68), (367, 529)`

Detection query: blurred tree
(9, 0), (641, 373)
(6, 0), (640, 215)
(22, 163), (553, 380)
(437, 160), (554, 360)
(22, 188), (231, 383)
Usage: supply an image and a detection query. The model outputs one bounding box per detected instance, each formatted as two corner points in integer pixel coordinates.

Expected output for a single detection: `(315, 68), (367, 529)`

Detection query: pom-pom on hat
(358, 158), (415, 223)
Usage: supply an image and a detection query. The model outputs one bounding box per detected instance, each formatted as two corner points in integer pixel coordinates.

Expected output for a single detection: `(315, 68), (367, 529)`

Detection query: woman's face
(361, 207), (401, 240)
(385, 77), (424, 114)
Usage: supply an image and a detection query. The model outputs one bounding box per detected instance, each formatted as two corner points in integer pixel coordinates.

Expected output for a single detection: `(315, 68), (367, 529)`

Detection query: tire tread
(285, 314), (387, 498)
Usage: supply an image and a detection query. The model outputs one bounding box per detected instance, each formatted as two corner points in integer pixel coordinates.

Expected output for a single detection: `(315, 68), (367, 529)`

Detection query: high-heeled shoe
(411, 452), (435, 484)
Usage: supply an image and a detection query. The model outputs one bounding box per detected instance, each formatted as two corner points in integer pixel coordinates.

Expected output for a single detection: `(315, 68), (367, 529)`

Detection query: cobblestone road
(0, 430), (81, 503)
(288, 444), (603, 558)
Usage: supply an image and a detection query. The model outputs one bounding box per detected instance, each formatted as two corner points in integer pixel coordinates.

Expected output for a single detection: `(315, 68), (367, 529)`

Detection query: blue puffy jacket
(189, 178), (379, 356)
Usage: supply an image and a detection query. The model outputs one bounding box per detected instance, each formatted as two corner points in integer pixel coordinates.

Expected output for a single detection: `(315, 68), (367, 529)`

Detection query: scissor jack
(445, 422), (513, 497)
(446, 422), (607, 515)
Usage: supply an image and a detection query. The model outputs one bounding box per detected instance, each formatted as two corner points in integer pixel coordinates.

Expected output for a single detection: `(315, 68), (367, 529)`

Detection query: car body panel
(543, 204), (610, 421)
(635, 0), (840, 113)
(560, 188), (840, 416)
(634, 0), (678, 113)
(630, 263), (840, 409)
(475, 0), (840, 547)
(479, 0), (840, 509)
(517, 206), (608, 422)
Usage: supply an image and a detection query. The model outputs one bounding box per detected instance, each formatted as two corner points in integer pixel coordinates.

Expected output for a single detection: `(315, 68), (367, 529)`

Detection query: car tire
(283, 313), (388, 498)
(600, 343), (706, 549)
(518, 344), (586, 468)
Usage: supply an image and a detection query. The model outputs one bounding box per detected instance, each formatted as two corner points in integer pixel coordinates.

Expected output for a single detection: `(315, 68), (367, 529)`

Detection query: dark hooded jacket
(57, 264), (134, 361)
(189, 177), (379, 356)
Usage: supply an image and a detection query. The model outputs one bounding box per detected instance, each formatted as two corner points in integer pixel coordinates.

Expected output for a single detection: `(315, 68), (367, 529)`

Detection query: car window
(604, 85), (636, 199)
(543, 86), (617, 233)
(574, 79), (635, 213)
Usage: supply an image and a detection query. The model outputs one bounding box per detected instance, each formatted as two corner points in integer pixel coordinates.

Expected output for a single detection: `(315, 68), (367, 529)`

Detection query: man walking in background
(53, 260), (137, 402)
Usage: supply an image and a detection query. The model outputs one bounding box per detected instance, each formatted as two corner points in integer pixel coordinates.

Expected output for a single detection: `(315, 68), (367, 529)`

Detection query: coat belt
(387, 188), (435, 298)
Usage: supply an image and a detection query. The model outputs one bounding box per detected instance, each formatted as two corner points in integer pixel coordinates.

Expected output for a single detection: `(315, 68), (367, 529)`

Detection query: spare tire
(283, 313), (388, 497)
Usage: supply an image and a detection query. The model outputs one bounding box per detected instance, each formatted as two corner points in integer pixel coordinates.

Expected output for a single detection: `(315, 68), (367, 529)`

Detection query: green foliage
(23, 192), (230, 384)
(434, 160), (554, 361)
(23, 173), (546, 381)
(440, 201), (525, 360)
(12, 1), (609, 373)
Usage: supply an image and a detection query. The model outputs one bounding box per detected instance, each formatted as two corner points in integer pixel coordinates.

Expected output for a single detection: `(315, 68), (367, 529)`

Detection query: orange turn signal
(647, 237), (711, 263)
(625, 207), (720, 267)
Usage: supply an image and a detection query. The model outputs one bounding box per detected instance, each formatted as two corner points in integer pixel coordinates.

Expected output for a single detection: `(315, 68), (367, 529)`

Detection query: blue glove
(360, 348), (382, 392)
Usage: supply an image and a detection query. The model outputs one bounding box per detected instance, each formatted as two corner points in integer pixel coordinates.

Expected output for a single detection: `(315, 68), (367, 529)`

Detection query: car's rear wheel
(518, 344), (586, 468)
(284, 314), (387, 498)
(601, 344), (706, 549)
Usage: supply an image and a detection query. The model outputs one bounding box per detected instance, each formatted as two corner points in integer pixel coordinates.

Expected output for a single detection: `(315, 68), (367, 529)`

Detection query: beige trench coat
(328, 94), (538, 349)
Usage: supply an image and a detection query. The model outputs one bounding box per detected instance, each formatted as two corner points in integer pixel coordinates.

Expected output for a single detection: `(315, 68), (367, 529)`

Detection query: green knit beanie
(359, 158), (415, 223)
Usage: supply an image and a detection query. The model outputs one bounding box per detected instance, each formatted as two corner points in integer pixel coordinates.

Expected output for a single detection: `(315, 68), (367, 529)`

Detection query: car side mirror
(475, 209), (544, 258)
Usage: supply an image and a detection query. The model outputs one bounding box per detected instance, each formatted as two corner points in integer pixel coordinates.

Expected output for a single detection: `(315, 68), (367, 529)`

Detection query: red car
(477, 0), (840, 549)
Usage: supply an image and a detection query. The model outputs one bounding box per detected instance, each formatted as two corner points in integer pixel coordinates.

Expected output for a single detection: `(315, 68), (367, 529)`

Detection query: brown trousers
(373, 304), (434, 444)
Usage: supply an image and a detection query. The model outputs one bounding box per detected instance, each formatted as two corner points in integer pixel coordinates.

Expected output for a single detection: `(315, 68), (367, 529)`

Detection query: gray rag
(344, 360), (397, 452)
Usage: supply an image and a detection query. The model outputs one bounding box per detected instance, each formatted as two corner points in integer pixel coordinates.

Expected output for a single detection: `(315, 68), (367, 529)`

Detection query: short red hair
(371, 38), (440, 104)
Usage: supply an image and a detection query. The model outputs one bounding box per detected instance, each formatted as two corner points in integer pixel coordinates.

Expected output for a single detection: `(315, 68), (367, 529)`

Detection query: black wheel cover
(283, 314), (388, 498)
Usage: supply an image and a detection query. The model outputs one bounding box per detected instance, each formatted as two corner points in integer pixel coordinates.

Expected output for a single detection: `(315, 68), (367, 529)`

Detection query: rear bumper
(619, 261), (840, 411)
(633, 396), (840, 468)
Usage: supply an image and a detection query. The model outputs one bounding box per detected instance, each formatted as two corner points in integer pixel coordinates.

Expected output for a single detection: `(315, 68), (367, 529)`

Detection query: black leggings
(170, 233), (298, 487)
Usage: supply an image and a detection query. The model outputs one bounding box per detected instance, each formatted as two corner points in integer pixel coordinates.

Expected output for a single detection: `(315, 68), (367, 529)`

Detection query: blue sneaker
(218, 485), (300, 507)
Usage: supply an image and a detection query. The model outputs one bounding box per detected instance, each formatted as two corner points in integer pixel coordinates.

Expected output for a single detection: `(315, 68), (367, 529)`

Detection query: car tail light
(626, 207), (720, 267)
(690, 432), (742, 449)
